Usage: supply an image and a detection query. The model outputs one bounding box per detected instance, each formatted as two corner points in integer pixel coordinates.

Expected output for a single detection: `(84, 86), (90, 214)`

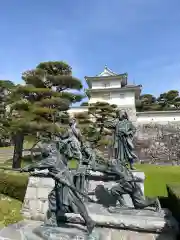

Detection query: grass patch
(68, 159), (79, 169)
(0, 194), (23, 227)
(136, 164), (180, 197)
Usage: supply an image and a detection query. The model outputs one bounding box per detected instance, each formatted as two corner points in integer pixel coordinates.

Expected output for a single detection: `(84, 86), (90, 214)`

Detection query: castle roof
(96, 65), (118, 77)
(85, 66), (128, 88)
(85, 65), (127, 79)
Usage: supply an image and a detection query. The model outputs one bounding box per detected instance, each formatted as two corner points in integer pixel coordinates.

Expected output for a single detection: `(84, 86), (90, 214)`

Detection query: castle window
(103, 93), (111, 100)
(104, 82), (110, 88)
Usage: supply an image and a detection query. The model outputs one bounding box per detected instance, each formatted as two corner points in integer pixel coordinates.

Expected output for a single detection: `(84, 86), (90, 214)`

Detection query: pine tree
(7, 61), (84, 168)
(75, 101), (117, 147)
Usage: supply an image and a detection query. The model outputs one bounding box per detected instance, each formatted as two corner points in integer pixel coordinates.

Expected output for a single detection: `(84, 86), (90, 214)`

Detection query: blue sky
(0, 0), (180, 97)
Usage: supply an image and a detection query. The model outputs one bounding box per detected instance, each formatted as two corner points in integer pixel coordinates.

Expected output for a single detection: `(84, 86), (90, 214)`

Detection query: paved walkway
(0, 147), (31, 163)
(0, 148), (14, 163)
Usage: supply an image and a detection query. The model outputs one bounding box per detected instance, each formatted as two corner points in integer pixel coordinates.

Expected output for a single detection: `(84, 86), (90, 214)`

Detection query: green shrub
(0, 171), (28, 202)
(166, 183), (180, 222)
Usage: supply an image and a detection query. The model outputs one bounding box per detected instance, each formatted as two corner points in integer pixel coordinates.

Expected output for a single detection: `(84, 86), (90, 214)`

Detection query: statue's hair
(69, 118), (76, 126)
(116, 110), (129, 120)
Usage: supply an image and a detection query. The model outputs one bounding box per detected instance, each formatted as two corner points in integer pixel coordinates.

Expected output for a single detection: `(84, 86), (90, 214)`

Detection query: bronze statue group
(20, 110), (161, 238)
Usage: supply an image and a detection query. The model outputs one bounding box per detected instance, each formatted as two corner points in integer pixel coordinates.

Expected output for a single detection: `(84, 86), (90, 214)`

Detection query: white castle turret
(85, 65), (141, 121)
(69, 66), (142, 121)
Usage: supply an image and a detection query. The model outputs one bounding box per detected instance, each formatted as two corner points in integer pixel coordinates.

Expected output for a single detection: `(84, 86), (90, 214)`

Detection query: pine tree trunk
(12, 132), (24, 169)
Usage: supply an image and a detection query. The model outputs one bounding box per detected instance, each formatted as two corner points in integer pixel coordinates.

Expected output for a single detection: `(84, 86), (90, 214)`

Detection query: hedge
(0, 171), (28, 202)
(166, 183), (180, 222)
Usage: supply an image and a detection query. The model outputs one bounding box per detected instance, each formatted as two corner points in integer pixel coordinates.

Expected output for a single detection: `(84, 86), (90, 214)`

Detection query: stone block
(36, 188), (51, 199)
(25, 187), (37, 200)
(38, 177), (54, 188)
(28, 177), (41, 188)
(133, 171), (145, 194)
(29, 200), (43, 214)
(42, 200), (48, 214)
(88, 171), (145, 207)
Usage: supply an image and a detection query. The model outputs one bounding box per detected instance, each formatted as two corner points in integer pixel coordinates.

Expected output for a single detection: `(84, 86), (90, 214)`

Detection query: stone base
(0, 215), (178, 240)
(21, 203), (179, 233)
(88, 171), (145, 207)
(22, 171), (145, 219)
(19, 172), (179, 239)
(71, 203), (178, 233)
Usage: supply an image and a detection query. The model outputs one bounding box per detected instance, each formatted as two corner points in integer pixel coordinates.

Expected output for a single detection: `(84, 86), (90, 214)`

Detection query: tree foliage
(75, 102), (117, 147)
(136, 90), (180, 111)
(3, 61), (84, 168)
(80, 102), (88, 106)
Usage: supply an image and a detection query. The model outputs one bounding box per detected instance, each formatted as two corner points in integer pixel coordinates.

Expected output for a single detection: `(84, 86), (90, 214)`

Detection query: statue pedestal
(87, 171), (145, 207)
(5, 171), (179, 239)
(1, 204), (179, 240)
(21, 171), (145, 219)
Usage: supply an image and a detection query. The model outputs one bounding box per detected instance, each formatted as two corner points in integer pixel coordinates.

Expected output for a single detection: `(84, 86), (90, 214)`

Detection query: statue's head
(58, 137), (82, 161)
(69, 118), (76, 127)
(116, 110), (129, 120)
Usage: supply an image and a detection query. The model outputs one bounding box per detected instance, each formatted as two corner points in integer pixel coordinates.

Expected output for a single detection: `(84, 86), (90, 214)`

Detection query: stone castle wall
(68, 106), (180, 124)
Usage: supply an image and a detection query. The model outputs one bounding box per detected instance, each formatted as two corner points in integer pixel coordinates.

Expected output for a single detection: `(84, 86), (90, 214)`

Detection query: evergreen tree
(7, 61), (84, 168)
(136, 90), (180, 111)
(75, 101), (117, 147)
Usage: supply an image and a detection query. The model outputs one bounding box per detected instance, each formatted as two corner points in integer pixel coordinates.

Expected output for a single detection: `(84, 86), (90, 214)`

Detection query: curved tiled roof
(96, 65), (118, 77)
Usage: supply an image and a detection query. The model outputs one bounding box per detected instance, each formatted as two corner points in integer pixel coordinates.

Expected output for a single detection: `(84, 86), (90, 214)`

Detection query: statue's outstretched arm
(21, 156), (56, 172)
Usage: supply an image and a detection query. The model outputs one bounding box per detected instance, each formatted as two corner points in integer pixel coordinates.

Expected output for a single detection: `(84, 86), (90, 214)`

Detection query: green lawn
(0, 163), (180, 227)
(136, 164), (180, 197)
